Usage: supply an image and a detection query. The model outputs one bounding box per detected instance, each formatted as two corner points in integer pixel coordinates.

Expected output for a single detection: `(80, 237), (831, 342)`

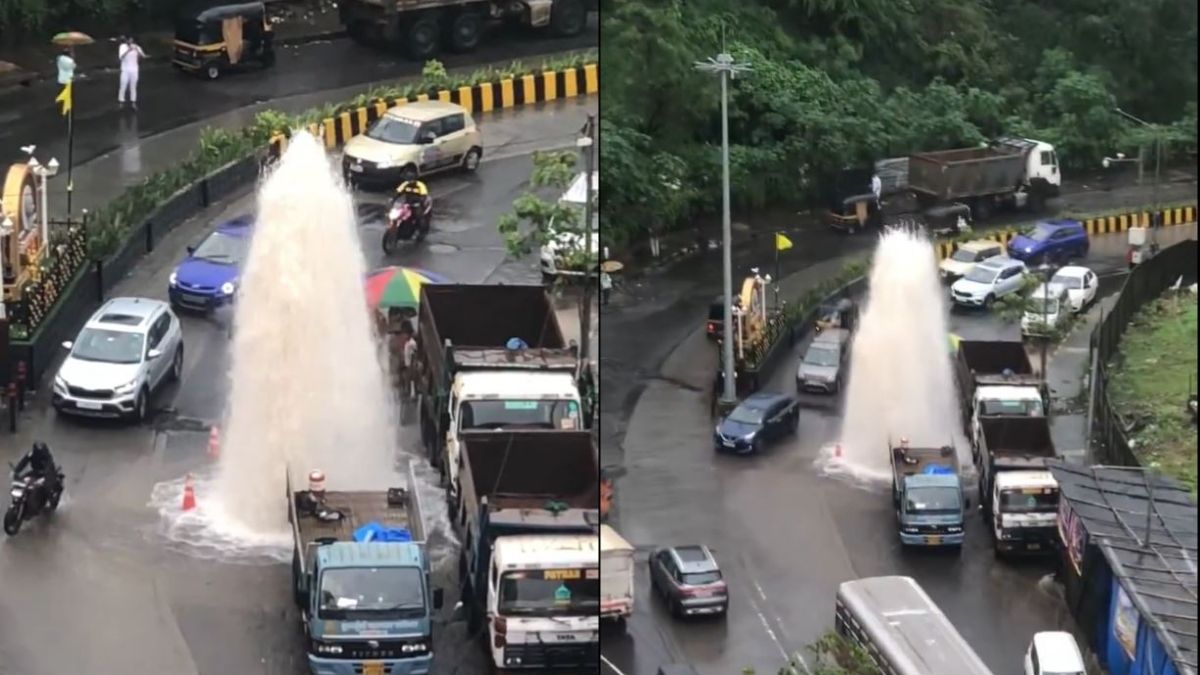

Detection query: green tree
(497, 150), (589, 265)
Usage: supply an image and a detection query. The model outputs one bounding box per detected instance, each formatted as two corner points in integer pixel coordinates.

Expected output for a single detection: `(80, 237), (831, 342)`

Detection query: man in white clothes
(117, 37), (147, 109)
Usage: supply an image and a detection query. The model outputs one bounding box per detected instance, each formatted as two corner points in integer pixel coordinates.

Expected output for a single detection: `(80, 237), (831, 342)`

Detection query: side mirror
(449, 601), (466, 622)
(147, 348), (163, 360)
(420, 131), (436, 144)
(432, 588), (444, 610)
(61, 341), (73, 350)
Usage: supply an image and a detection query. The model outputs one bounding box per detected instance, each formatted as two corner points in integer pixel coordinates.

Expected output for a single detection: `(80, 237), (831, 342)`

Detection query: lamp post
(696, 51), (751, 409)
(577, 114), (596, 365)
(1036, 263), (1054, 382)
(1113, 108), (1162, 249)
(1101, 153), (1142, 185)
(26, 156), (60, 261)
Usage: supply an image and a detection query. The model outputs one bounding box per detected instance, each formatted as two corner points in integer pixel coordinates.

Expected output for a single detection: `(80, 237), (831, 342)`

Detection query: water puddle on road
(148, 131), (455, 564)
(817, 228), (971, 485)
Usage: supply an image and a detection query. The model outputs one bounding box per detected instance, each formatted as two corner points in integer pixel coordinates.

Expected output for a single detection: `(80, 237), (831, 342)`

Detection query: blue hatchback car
(1007, 219), (1089, 264)
(168, 215), (253, 312)
(714, 392), (799, 454)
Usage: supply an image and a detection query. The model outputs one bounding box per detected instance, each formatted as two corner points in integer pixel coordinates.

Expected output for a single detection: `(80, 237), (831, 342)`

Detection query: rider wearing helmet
(394, 179), (432, 231)
(13, 442), (61, 508)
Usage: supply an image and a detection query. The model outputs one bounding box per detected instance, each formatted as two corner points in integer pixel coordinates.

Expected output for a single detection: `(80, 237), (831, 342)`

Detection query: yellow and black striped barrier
(933, 204), (1197, 262)
(267, 64), (598, 159)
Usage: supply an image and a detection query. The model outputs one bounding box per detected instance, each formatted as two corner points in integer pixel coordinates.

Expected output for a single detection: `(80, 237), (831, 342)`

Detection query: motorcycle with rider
(382, 179), (432, 254)
(5, 442), (65, 536)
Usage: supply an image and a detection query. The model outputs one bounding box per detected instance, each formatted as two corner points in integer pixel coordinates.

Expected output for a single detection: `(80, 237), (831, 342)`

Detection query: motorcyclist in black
(394, 180), (432, 233)
(13, 442), (61, 509)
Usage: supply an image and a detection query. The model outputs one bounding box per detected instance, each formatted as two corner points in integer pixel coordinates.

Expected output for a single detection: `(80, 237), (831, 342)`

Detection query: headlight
(902, 527), (918, 534)
(375, 158), (394, 169)
(400, 643), (427, 653)
(221, 282), (236, 295)
(742, 432), (757, 440)
(113, 380), (138, 394)
(169, 272), (178, 286)
(1025, 247), (1033, 253)
(946, 526), (963, 533)
(54, 375), (67, 390)
(312, 642), (343, 655)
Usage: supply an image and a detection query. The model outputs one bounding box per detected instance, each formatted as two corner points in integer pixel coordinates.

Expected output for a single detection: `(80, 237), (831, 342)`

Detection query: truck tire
(446, 11), (483, 52)
(291, 551), (304, 607)
(549, 0), (587, 36)
(405, 15), (441, 59)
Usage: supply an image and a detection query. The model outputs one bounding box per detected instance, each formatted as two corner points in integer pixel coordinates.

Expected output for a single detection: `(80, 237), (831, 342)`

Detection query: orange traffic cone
(208, 426), (220, 459)
(182, 474), (196, 511)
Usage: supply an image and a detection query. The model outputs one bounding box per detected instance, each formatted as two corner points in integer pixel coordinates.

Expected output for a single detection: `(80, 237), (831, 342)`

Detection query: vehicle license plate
(349, 163), (364, 173)
(181, 293), (207, 305)
(924, 535), (942, 545)
(363, 662), (384, 675)
(1028, 543), (1041, 550)
(692, 589), (713, 598)
(76, 400), (103, 410)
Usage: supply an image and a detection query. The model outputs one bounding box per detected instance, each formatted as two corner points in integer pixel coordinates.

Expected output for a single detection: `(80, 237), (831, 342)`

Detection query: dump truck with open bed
(954, 339), (1048, 435)
(337, 0), (589, 59)
(890, 439), (967, 548)
(287, 463), (442, 675)
(415, 284), (593, 499)
(975, 416), (1059, 555)
(454, 430), (599, 670)
(908, 137), (1061, 218)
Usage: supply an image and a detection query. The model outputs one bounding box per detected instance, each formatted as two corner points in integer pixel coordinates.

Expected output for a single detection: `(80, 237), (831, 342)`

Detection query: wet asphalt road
(599, 212), (1197, 673)
(0, 17), (598, 170)
(0, 103), (588, 674)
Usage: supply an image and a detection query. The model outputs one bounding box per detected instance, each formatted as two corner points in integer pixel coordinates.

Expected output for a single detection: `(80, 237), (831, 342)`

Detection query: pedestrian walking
(870, 172), (882, 208)
(402, 327), (418, 398)
(599, 269), (612, 306)
(117, 37), (147, 109)
(56, 48), (76, 85)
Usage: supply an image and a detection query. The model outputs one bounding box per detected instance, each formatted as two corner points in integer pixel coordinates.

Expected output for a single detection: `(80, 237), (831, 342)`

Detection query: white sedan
(1049, 265), (1098, 313)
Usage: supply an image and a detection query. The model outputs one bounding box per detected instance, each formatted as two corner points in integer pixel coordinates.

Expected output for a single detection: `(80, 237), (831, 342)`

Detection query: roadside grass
(1108, 293), (1198, 495)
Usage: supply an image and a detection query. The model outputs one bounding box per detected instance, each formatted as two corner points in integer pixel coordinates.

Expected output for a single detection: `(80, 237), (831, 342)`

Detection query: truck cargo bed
(958, 340), (1034, 375)
(294, 491), (412, 543)
(908, 143), (1028, 201)
(979, 416), (1055, 466)
(461, 430), (598, 509)
(892, 444), (959, 481)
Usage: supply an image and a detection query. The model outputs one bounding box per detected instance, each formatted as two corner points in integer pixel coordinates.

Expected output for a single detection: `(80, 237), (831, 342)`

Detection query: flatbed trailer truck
(890, 440), (967, 548)
(455, 430), (600, 670)
(975, 416), (1059, 555)
(287, 464), (443, 675)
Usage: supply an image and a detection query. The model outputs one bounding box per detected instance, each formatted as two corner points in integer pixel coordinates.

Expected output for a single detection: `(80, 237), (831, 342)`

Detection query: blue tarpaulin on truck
(353, 522), (412, 543)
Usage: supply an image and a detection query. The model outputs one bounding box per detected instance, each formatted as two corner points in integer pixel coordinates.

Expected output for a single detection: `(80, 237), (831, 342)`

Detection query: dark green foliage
(601, 0), (1198, 249)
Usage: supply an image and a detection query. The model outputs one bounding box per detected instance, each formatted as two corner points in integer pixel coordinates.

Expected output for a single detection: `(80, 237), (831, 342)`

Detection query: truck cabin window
(459, 399), (579, 431)
(905, 486), (961, 515)
(318, 567), (425, 619)
(979, 399), (1044, 416)
(499, 569), (599, 616)
(998, 490), (1058, 513)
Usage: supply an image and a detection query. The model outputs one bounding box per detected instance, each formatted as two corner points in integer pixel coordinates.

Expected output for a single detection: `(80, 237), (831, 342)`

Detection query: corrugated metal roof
(1047, 462), (1197, 674)
(316, 541), (424, 568)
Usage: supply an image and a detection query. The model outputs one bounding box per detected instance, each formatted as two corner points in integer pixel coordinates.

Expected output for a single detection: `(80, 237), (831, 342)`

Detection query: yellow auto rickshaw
(172, 2), (276, 80)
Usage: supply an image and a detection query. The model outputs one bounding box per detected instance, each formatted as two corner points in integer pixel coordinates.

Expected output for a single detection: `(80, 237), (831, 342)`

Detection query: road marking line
(600, 654), (627, 675)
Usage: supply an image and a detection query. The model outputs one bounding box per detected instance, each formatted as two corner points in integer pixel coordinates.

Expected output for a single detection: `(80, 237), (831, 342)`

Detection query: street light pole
(1114, 108), (1162, 249)
(696, 51), (751, 407)
(577, 114), (596, 365)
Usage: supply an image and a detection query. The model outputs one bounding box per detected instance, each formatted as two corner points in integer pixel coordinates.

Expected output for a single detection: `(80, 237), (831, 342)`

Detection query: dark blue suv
(1007, 219), (1089, 264)
(714, 392), (798, 454)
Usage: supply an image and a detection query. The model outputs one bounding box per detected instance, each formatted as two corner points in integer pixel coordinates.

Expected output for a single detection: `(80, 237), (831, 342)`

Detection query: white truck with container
(953, 339), (1049, 443)
(975, 416), (1060, 555)
(599, 525), (634, 631)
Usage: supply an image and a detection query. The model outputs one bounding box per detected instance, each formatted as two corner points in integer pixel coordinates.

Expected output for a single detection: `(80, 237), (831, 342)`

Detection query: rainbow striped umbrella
(364, 266), (449, 311)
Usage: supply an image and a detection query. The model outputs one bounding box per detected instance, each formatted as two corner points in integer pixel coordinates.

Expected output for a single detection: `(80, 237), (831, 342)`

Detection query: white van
(600, 525), (635, 630)
(1021, 283), (1069, 337)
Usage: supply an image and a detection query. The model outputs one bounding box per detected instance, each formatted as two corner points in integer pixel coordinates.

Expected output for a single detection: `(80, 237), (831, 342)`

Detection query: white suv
(52, 297), (184, 421)
(950, 257), (1028, 309)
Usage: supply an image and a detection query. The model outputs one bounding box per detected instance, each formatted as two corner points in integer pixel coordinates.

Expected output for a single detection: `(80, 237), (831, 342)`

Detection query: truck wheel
(405, 15), (440, 59)
(549, 0), (587, 36)
(446, 11), (483, 52)
(204, 62), (221, 80)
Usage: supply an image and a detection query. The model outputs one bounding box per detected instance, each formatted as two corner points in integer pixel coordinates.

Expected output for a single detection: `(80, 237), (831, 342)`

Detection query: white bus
(835, 576), (994, 675)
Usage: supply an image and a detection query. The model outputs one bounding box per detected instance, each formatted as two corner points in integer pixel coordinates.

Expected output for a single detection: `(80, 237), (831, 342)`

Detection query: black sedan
(713, 392), (799, 454)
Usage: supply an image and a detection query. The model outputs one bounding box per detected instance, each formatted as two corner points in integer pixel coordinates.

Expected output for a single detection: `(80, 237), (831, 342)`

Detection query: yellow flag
(775, 232), (793, 252)
(55, 81), (72, 116)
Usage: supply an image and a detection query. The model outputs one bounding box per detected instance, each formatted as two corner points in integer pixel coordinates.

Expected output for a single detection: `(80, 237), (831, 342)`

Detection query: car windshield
(951, 248), (980, 262)
(192, 231), (248, 264)
(964, 266), (1000, 283)
(71, 328), (144, 364)
(318, 567), (425, 619)
(998, 488), (1058, 513)
(726, 405), (766, 425)
(459, 399), (581, 431)
(906, 486), (961, 515)
(804, 346), (840, 368)
(365, 116), (420, 144)
(681, 571), (722, 585)
(979, 399), (1044, 416)
(1051, 274), (1083, 289)
(1027, 296), (1060, 314)
(499, 569), (599, 616)
(1028, 224), (1056, 241)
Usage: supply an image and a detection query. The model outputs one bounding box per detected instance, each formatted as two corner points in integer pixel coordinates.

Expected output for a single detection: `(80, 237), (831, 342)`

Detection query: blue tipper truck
(890, 439), (969, 547)
(287, 464), (444, 675)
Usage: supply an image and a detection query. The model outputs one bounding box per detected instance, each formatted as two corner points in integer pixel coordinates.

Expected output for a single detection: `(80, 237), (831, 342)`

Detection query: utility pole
(1114, 108), (1162, 250)
(577, 114), (596, 365)
(696, 49), (751, 408)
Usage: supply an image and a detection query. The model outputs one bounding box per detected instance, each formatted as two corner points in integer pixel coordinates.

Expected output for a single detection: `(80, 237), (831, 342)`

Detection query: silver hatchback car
(52, 297), (184, 421)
